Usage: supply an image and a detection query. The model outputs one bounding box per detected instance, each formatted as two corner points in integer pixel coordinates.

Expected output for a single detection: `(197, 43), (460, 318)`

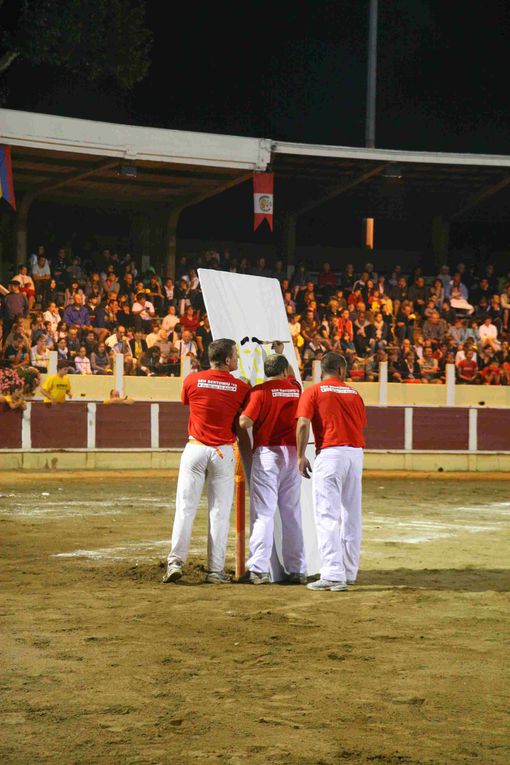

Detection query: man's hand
(298, 455), (312, 479)
(272, 341), (284, 354)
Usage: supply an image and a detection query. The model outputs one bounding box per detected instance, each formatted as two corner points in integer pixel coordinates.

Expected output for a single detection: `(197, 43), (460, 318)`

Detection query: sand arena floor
(1, 474), (509, 765)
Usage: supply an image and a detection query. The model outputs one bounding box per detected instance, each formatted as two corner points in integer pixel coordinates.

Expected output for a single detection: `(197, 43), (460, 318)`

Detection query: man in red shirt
(456, 348), (479, 384)
(238, 354), (306, 584)
(163, 338), (250, 584)
(296, 351), (366, 592)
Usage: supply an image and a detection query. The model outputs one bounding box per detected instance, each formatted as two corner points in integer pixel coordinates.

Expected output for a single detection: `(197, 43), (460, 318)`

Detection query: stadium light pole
(363, 0), (378, 249)
(365, 0), (378, 149)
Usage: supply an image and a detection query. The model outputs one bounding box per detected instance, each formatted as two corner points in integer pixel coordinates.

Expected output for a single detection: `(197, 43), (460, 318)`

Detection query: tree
(0, 0), (152, 88)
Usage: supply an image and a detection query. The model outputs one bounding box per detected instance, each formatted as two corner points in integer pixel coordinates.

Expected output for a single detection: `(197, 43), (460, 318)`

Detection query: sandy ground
(1, 476), (509, 765)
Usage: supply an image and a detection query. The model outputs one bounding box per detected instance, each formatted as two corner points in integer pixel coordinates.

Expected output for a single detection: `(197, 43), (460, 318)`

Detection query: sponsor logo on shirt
(319, 385), (357, 394)
(271, 389), (300, 398)
(197, 379), (238, 392)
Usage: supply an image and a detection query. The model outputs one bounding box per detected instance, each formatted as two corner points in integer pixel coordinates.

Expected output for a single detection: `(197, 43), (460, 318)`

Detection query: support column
(165, 207), (183, 280)
(446, 363), (456, 406)
(312, 359), (321, 383)
(48, 350), (58, 376)
(432, 215), (450, 271)
(378, 360), (388, 404)
(281, 213), (297, 270)
(113, 353), (124, 396)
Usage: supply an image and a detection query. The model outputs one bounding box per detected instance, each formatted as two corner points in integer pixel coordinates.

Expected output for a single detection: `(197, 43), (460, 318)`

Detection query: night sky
(3, 0), (510, 154)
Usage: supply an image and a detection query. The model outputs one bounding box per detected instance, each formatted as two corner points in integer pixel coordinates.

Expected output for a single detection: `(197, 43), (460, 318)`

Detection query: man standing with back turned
(237, 353), (306, 584)
(163, 339), (250, 585)
(296, 352), (366, 592)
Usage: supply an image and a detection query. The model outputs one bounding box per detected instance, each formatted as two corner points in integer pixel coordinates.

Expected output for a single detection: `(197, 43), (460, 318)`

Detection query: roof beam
(293, 163), (389, 217)
(450, 174), (510, 220)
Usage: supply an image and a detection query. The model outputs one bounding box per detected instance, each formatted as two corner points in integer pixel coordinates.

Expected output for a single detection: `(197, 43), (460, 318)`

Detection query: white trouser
(248, 446), (306, 575)
(312, 446), (363, 582)
(168, 442), (234, 572)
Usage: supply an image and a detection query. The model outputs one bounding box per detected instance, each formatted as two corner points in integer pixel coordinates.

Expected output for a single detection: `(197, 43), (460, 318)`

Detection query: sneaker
(162, 562), (183, 583)
(205, 570), (232, 584)
(283, 572), (307, 585)
(346, 579), (357, 585)
(307, 578), (348, 592)
(238, 570), (270, 585)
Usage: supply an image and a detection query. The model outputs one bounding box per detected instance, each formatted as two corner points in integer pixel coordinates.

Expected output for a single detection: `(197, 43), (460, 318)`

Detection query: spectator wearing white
(31, 253), (51, 304)
(162, 305), (180, 334)
(176, 329), (198, 358)
(15, 265), (36, 310)
(30, 335), (50, 372)
(75, 345), (92, 374)
(445, 272), (473, 315)
(132, 292), (156, 333)
(43, 302), (61, 335)
(238, 353), (306, 585)
(479, 316), (501, 351)
(146, 322), (162, 349)
(105, 325), (134, 373)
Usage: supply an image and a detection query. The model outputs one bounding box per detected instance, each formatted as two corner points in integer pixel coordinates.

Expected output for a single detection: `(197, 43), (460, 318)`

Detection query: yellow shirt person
(40, 363), (72, 404)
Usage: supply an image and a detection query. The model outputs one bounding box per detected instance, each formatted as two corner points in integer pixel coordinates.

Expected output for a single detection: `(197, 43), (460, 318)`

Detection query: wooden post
(362, 217), (374, 249)
(234, 443), (246, 578)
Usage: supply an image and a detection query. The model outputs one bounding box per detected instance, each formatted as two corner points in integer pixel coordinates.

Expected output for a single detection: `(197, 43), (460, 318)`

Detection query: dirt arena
(1, 473), (509, 765)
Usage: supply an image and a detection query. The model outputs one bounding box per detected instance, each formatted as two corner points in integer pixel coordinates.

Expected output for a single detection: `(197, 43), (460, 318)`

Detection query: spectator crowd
(1, 245), (510, 386)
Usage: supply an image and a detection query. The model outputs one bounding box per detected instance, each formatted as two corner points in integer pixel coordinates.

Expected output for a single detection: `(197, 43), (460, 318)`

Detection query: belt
(189, 437), (224, 459)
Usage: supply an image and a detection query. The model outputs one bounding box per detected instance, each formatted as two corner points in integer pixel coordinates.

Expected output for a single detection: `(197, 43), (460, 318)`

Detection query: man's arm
(296, 416), (312, 478)
(40, 385), (56, 404)
(238, 413), (254, 430)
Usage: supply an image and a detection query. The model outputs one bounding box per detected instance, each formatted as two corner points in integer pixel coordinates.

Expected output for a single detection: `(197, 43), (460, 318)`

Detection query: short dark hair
(264, 354), (289, 378)
(208, 338), (236, 365)
(57, 360), (69, 370)
(321, 351), (347, 377)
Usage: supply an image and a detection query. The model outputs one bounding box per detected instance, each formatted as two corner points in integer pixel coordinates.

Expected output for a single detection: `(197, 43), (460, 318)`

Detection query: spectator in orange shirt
(480, 361), (502, 385)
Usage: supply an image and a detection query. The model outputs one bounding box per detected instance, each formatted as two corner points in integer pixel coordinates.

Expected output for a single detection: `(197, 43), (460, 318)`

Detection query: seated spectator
(148, 274), (164, 314)
(30, 336), (50, 373)
(31, 253), (51, 306)
(175, 329), (198, 358)
(74, 345), (92, 374)
(129, 330), (148, 370)
(161, 305), (180, 334)
(40, 360), (72, 404)
(422, 310), (447, 346)
(67, 327), (81, 359)
(479, 316), (500, 351)
(347, 357), (365, 382)
(365, 349), (388, 381)
(63, 293), (91, 330)
(470, 277), (493, 307)
(132, 292), (156, 332)
(446, 272), (473, 315)
(56, 337), (73, 367)
(30, 313), (47, 346)
(180, 305), (200, 332)
(15, 265), (36, 310)
(408, 276), (428, 316)
(418, 346), (440, 383)
(353, 312), (371, 355)
(146, 321), (161, 348)
(487, 295), (504, 335)
(397, 351), (422, 382)
(163, 277), (176, 309)
(429, 278), (445, 308)
(395, 304), (415, 343)
(456, 348), (479, 383)
(368, 312), (390, 350)
(290, 263), (309, 299)
(480, 360), (502, 385)
(318, 262), (337, 297)
(43, 302), (61, 336)
(3, 337), (30, 369)
(196, 314), (212, 369)
(448, 318), (468, 346)
(105, 325), (134, 374)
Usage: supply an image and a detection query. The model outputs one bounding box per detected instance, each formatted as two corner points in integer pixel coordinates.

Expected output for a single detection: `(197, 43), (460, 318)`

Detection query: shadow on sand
(356, 567), (510, 592)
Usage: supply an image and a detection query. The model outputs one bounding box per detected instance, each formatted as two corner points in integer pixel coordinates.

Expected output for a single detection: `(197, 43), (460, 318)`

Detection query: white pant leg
(312, 448), (347, 581)
(168, 443), (208, 564)
(277, 446), (306, 574)
(206, 445), (235, 572)
(340, 447), (364, 581)
(247, 447), (280, 573)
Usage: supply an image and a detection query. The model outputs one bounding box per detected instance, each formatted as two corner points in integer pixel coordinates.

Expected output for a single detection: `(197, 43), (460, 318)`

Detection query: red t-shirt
(296, 378), (366, 450)
(457, 359), (478, 379)
(182, 369), (250, 446)
(242, 378), (301, 450)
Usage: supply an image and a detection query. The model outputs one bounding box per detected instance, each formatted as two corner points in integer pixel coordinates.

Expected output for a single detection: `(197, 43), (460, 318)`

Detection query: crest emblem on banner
(253, 172), (274, 231)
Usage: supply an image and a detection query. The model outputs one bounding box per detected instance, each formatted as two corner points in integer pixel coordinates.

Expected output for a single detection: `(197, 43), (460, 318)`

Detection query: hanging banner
(253, 172), (274, 231)
(0, 145), (16, 210)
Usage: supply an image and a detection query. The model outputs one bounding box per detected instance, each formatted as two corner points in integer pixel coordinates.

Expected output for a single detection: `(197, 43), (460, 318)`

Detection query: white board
(198, 268), (320, 576)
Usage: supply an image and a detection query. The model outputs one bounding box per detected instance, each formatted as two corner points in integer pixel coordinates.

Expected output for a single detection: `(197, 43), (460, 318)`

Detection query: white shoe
(205, 570), (232, 584)
(162, 562), (183, 583)
(307, 578), (348, 592)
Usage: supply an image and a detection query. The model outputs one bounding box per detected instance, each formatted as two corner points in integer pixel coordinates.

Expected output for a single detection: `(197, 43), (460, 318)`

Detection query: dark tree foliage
(0, 0), (152, 88)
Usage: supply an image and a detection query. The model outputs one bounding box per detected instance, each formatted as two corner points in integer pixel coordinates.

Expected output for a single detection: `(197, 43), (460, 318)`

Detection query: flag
(0, 145), (16, 210)
(253, 172), (273, 231)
